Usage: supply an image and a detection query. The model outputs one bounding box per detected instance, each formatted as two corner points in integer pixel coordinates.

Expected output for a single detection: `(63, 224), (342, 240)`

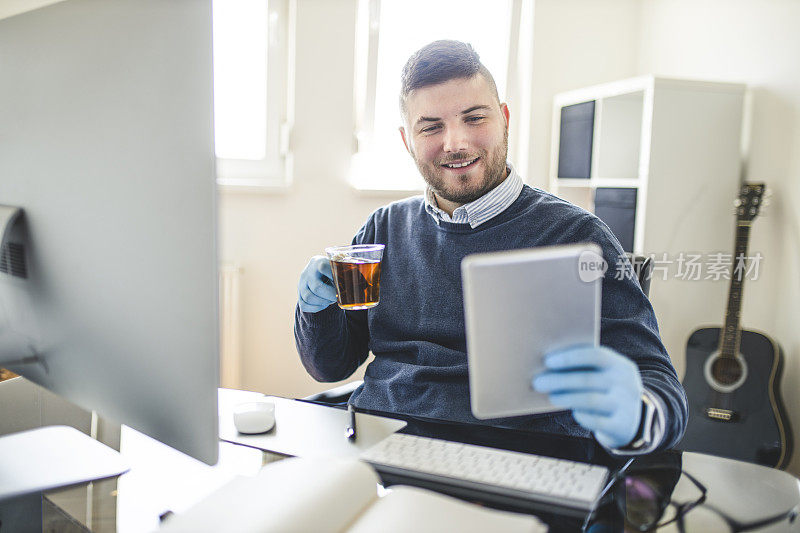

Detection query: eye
(465, 115), (485, 123)
(419, 124), (441, 134)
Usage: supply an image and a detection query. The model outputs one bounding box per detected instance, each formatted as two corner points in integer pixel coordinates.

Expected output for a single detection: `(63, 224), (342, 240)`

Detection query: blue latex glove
(532, 345), (643, 449)
(297, 256), (338, 313)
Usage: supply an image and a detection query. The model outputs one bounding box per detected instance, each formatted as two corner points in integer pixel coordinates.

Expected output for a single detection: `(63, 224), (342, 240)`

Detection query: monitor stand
(0, 425), (129, 501)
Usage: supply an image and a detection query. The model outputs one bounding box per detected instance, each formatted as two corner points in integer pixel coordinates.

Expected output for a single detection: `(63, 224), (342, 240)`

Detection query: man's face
(400, 75), (510, 207)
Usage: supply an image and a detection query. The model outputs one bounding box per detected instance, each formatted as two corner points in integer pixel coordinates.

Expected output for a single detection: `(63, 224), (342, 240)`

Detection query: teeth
(444, 158), (477, 169)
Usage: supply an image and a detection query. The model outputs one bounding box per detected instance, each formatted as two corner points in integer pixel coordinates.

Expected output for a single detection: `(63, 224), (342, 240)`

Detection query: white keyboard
(360, 433), (609, 512)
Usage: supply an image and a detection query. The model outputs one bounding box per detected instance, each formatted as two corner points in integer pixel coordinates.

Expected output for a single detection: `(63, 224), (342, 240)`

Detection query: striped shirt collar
(424, 161), (524, 228)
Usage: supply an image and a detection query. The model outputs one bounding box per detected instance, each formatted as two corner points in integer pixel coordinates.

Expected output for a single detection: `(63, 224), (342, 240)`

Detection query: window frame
(214, 0), (295, 193)
(350, 0), (532, 193)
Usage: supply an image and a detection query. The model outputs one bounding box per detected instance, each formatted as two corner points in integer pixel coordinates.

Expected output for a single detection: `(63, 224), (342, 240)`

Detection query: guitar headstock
(734, 182), (766, 222)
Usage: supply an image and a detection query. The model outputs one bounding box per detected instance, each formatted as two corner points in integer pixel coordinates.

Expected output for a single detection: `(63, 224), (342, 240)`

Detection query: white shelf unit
(549, 76), (746, 257)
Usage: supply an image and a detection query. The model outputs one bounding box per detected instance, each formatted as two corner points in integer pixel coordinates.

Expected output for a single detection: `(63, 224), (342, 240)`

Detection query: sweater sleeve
(293, 216), (380, 383)
(578, 218), (689, 451)
(294, 303), (371, 382)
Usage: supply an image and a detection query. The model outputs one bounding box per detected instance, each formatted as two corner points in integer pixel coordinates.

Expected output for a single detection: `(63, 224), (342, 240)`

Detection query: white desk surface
(218, 389), (406, 459)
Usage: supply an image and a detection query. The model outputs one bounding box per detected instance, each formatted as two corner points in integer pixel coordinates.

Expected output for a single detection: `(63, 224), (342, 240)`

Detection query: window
(352, 0), (525, 192)
(212, 0), (292, 190)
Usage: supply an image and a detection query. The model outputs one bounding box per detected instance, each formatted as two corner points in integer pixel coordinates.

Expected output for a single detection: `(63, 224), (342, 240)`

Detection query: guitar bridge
(705, 407), (738, 422)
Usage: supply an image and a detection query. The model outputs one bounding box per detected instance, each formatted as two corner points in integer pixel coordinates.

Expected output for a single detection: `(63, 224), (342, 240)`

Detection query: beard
(413, 128), (509, 206)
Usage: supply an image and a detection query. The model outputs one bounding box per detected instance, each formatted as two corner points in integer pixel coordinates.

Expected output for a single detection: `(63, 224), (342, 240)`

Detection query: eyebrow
(414, 105), (492, 127)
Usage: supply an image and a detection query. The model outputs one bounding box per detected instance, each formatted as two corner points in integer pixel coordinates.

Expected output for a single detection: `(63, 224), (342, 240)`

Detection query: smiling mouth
(441, 157), (480, 170)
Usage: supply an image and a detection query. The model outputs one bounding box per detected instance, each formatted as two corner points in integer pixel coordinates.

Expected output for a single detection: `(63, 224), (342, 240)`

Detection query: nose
(442, 124), (469, 153)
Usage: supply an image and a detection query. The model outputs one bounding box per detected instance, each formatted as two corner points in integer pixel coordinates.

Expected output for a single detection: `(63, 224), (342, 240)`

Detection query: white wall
(0, 0), (63, 19)
(635, 0), (800, 473)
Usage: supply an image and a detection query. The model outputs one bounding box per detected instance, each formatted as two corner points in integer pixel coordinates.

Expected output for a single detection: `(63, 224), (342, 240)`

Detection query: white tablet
(461, 243), (602, 419)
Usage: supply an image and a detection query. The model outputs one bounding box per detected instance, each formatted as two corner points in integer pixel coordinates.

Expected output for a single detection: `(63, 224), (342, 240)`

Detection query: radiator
(219, 263), (243, 389)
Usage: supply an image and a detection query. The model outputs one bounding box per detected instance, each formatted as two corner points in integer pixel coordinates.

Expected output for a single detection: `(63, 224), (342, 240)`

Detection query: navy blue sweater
(295, 186), (688, 450)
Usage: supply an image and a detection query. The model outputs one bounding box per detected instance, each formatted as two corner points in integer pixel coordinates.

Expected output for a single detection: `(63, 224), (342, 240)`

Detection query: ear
(399, 126), (412, 154)
(500, 103), (510, 130)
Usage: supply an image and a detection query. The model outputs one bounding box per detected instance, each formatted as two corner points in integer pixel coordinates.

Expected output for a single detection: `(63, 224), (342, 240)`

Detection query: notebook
(158, 457), (546, 532)
(461, 244), (602, 419)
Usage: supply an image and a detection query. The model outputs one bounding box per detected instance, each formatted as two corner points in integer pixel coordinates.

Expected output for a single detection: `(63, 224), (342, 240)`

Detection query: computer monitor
(0, 0), (219, 465)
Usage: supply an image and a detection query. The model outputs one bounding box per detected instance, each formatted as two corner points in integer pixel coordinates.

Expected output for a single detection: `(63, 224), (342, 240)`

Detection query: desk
(1, 381), (798, 532)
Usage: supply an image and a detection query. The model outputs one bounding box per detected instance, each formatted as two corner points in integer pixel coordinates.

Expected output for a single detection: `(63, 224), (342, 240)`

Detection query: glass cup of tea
(324, 244), (385, 310)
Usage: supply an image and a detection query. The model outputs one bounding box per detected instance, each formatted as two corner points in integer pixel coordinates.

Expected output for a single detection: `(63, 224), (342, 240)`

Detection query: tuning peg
(734, 198), (742, 207)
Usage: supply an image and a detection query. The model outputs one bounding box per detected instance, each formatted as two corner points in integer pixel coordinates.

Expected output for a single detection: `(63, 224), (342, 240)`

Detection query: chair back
(625, 254), (653, 297)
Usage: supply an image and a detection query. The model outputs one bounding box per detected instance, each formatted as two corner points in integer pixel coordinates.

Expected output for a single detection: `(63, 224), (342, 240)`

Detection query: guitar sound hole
(711, 357), (744, 385)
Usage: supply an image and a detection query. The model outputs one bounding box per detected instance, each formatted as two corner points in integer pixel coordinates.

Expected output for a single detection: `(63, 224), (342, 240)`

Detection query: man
(295, 40), (687, 453)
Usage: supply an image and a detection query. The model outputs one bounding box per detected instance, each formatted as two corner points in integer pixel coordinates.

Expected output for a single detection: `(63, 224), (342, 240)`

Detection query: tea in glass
(325, 244), (385, 310)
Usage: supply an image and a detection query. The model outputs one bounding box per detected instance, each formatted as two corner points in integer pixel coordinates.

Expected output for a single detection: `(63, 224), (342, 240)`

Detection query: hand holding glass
(297, 256), (338, 313)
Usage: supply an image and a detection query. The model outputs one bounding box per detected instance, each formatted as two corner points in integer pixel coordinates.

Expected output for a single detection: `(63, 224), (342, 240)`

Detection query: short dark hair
(399, 40), (499, 117)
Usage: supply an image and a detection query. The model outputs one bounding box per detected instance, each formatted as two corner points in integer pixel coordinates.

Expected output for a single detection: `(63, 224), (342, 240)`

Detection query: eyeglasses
(620, 465), (705, 531)
(614, 464), (799, 532)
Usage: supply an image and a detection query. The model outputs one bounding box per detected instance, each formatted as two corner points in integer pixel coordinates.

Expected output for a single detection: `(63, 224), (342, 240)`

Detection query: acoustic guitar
(678, 183), (793, 469)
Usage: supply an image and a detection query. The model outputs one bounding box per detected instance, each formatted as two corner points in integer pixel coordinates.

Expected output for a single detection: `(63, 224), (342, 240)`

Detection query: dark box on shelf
(557, 101), (595, 179)
(594, 187), (637, 253)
